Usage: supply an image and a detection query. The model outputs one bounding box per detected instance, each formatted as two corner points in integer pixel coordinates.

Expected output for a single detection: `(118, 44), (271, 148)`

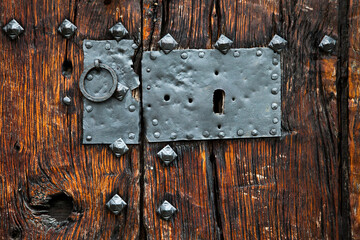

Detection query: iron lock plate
(142, 48), (281, 142)
(81, 40), (140, 144)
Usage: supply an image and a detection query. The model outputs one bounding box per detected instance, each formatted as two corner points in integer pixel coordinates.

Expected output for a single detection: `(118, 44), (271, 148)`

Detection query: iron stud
(214, 34), (233, 54)
(158, 33), (178, 54)
(157, 145), (177, 166)
(58, 19), (77, 39)
(269, 34), (288, 53)
(157, 200), (177, 220)
(106, 194), (127, 215)
(109, 22), (128, 41)
(319, 35), (337, 53)
(114, 83), (129, 101)
(3, 19), (24, 40)
(109, 138), (129, 157)
(62, 96), (71, 105)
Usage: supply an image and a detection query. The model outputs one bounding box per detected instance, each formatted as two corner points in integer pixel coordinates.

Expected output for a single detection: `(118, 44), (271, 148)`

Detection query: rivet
(62, 96), (71, 105)
(186, 134), (194, 139)
(273, 58), (279, 65)
(129, 105), (136, 112)
(256, 50), (262, 56)
(218, 131), (225, 138)
(86, 105), (93, 112)
(86, 135), (92, 141)
(273, 118), (279, 124)
(129, 133), (135, 139)
(199, 51), (205, 58)
(251, 129), (259, 136)
(237, 129), (244, 136)
(146, 68), (151, 73)
(152, 119), (159, 126)
(150, 52), (157, 60)
(105, 43), (111, 50)
(271, 73), (279, 80)
(271, 88), (279, 95)
(170, 133), (177, 139)
(203, 131), (210, 138)
(269, 129), (277, 135)
(132, 44), (138, 49)
(271, 103), (278, 110)
(233, 51), (240, 57)
(181, 52), (188, 59)
(87, 74), (93, 81)
(154, 132), (161, 138)
(85, 41), (93, 49)
(147, 85), (151, 90)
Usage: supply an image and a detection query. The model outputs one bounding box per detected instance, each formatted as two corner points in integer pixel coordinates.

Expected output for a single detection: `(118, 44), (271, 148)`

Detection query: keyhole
(213, 89), (225, 114)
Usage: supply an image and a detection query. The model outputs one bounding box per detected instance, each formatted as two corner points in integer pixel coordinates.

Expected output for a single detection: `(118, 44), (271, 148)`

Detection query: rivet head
(85, 41), (93, 49)
(3, 19), (24, 40)
(85, 105), (93, 112)
(199, 51), (205, 58)
(146, 68), (151, 73)
(170, 132), (177, 139)
(58, 19), (77, 39)
(109, 22), (128, 41)
(152, 119), (159, 126)
(87, 74), (93, 81)
(218, 131), (225, 138)
(269, 34), (288, 53)
(105, 43), (111, 50)
(157, 200), (177, 220)
(150, 52), (157, 60)
(157, 145), (177, 166)
(233, 50), (240, 57)
(109, 138), (129, 157)
(273, 118), (279, 124)
(272, 58), (279, 65)
(158, 33), (178, 54)
(62, 96), (71, 105)
(214, 34), (233, 54)
(256, 50), (263, 56)
(181, 52), (188, 59)
(237, 129), (244, 136)
(106, 194), (127, 215)
(114, 83), (129, 101)
(154, 132), (161, 138)
(147, 85), (151, 90)
(319, 35), (337, 53)
(251, 129), (259, 136)
(271, 88), (279, 95)
(129, 105), (136, 112)
(129, 133), (135, 139)
(203, 131), (210, 138)
(132, 43), (138, 49)
(271, 73), (279, 80)
(186, 134), (194, 140)
(86, 135), (92, 141)
(269, 129), (277, 135)
(271, 103), (278, 110)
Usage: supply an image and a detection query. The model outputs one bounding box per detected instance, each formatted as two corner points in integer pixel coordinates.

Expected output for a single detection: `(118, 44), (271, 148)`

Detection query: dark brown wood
(0, 1), (141, 239)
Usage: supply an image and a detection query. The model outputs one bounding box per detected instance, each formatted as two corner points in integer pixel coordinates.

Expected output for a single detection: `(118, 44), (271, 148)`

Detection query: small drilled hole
(218, 124), (221, 129)
(148, 104), (151, 108)
(14, 142), (21, 152)
(232, 97), (235, 101)
(215, 70), (219, 75)
(189, 98), (193, 103)
(62, 60), (73, 78)
(164, 95), (170, 101)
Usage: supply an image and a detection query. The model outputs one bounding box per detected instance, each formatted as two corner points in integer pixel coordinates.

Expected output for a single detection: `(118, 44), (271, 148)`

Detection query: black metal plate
(142, 48), (281, 142)
(82, 40), (140, 144)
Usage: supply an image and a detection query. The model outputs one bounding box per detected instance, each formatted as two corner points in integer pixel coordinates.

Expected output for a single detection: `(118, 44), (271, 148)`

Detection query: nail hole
(215, 70), (219, 75)
(62, 60), (73, 78)
(104, 0), (111, 5)
(232, 97), (235, 101)
(148, 104), (151, 108)
(14, 142), (21, 152)
(164, 94), (170, 101)
(188, 98), (193, 103)
(213, 89), (225, 114)
(218, 124), (221, 129)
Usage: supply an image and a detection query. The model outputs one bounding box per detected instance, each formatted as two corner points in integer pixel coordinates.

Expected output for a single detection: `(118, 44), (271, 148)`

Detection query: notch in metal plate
(81, 40), (140, 144)
(142, 48), (281, 142)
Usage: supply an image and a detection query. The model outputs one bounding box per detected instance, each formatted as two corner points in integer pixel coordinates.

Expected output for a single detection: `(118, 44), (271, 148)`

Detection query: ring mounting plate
(142, 48), (281, 142)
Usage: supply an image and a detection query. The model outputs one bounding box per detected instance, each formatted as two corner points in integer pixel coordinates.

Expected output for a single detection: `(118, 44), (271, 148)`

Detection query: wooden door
(0, 0), (356, 239)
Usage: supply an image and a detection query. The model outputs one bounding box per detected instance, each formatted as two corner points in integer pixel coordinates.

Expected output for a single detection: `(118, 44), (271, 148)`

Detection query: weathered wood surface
(0, 0), (141, 239)
(143, 0), (341, 239)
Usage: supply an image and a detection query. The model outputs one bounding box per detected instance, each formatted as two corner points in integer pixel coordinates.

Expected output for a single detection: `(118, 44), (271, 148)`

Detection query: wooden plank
(0, 0), (141, 239)
(214, 0), (340, 239)
(349, 0), (360, 238)
(142, 0), (221, 239)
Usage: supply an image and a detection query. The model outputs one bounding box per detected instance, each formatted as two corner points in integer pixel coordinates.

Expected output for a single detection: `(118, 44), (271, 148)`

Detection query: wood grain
(0, 0), (141, 239)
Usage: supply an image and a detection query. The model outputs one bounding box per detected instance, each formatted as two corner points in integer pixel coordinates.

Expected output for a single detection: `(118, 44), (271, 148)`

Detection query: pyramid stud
(114, 82), (129, 101)
(109, 138), (129, 157)
(106, 194), (127, 215)
(157, 145), (177, 166)
(157, 200), (177, 220)
(3, 19), (24, 40)
(319, 35), (337, 53)
(109, 22), (128, 41)
(58, 19), (77, 39)
(268, 34), (287, 53)
(214, 35), (233, 54)
(158, 34), (178, 54)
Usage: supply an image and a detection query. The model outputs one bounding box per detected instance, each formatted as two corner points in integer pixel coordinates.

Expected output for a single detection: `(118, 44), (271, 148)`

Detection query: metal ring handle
(79, 62), (118, 102)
